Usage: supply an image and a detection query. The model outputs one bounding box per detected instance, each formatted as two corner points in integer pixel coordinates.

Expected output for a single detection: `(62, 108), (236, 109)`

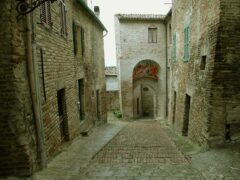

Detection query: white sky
(91, 0), (172, 66)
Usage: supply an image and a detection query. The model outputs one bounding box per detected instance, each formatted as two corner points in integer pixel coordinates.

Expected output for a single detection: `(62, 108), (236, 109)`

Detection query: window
(40, 1), (52, 26)
(184, 25), (190, 62)
(148, 28), (157, 43)
(60, 0), (67, 36)
(72, 22), (85, 57)
(172, 32), (177, 61)
(72, 21), (78, 55)
(200, 55), (207, 70)
(81, 26), (85, 56)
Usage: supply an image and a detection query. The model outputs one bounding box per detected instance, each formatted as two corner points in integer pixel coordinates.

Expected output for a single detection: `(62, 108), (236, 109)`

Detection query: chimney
(94, 6), (100, 18)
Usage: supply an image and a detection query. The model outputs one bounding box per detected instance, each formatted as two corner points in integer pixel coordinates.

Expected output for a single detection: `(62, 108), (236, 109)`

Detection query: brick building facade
(167, 0), (240, 147)
(115, 14), (167, 119)
(0, 0), (107, 177)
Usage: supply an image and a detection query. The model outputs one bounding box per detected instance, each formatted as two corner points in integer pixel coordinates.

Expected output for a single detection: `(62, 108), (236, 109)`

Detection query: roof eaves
(164, 9), (172, 22)
(76, 0), (107, 31)
(116, 14), (165, 21)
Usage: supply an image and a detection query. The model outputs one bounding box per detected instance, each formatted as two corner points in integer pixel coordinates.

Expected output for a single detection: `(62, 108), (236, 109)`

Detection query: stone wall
(0, 0), (107, 177)
(168, 0), (240, 146)
(115, 15), (167, 119)
(0, 0), (38, 176)
(169, 0), (221, 146)
(209, 0), (240, 144)
(106, 91), (120, 111)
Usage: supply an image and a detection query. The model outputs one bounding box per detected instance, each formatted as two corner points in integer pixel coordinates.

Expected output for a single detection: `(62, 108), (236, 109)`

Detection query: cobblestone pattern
(93, 121), (188, 164)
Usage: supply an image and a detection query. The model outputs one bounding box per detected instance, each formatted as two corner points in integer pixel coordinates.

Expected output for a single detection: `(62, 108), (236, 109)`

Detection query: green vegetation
(113, 109), (122, 118)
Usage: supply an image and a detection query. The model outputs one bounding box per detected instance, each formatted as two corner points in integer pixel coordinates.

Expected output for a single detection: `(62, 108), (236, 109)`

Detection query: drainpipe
(26, 0), (47, 169)
(165, 21), (168, 119)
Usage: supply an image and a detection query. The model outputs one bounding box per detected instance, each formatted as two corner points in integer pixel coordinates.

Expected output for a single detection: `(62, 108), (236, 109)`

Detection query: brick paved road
(78, 120), (204, 180)
(33, 118), (240, 180)
(93, 120), (188, 164)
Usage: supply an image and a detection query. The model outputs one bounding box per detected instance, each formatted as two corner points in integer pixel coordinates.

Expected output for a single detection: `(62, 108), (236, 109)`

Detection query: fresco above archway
(133, 61), (159, 80)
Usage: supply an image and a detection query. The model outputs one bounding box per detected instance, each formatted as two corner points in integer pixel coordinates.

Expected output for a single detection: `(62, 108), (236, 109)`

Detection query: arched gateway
(132, 60), (160, 119)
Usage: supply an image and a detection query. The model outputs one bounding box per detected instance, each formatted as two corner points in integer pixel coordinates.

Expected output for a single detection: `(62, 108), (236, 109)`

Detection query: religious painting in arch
(133, 61), (159, 81)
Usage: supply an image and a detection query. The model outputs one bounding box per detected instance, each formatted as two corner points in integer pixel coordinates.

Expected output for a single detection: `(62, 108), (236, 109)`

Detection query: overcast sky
(91, 0), (172, 66)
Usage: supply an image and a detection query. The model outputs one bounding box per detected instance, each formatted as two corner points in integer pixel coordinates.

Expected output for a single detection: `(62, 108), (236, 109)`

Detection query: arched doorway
(132, 60), (160, 119)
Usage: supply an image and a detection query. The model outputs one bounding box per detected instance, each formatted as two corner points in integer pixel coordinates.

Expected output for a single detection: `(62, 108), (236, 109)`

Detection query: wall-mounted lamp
(16, 0), (57, 20)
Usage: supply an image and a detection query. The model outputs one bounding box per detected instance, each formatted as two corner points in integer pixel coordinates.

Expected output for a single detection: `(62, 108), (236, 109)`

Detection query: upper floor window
(60, 0), (67, 36)
(80, 26), (85, 57)
(183, 25), (190, 62)
(148, 28), (157, 43)
(72, 21), (85, 57)
(40, 1), (52, 27)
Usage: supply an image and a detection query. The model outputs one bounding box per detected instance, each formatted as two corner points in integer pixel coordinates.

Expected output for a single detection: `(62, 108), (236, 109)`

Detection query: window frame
(80, 26), (85, 57)
(59, 0), (67, 36)
(148, 27), (158, 43)
(40, 1), (52, 27)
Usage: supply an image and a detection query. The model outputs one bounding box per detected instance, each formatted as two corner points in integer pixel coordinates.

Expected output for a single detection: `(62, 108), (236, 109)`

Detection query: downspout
(26, 0), (47, 170)
(165, 21), (168, 119)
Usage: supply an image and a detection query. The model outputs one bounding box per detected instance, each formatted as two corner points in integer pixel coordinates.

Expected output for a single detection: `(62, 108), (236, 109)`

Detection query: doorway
(78, 79), (85, 121)
(182, 94), (191, 136)
(172, 91), (176, 126)
(96, 89), (101, 121)
(57, 89), (69, 141)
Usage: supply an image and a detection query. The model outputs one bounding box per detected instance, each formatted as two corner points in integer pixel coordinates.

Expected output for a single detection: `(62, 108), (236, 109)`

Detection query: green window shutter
(172, 32), (177, 62)
(187, 26), (190, 60)
(72, 21), (77, 55)
(183, 26), (190, 62)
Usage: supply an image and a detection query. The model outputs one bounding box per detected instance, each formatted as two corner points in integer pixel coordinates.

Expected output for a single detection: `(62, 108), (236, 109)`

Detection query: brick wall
(169, 0), (221, 146)
(106, 91), (120, 111)
(0, 0), (38, 176)
(0, 0), (107, 177)
(209, 0), (240, 144)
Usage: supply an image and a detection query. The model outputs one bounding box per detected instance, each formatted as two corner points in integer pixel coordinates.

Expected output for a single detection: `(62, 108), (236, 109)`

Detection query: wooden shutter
(46, 1), (52, 26)
(72, 21), (77, 55)
(40, 3), (46, 23)
(184, 26), (190, 61)
(81, 27), (85, 56)
(60, 0), (67, 36)
(153, 28), (157, 43)
(173, 33), (177, 61)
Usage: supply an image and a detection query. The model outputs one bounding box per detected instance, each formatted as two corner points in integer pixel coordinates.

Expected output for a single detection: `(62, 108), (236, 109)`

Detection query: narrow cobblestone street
(77, 120), (203, 180)
(93, 121), (188, 164)
(32, 117), (240, 180)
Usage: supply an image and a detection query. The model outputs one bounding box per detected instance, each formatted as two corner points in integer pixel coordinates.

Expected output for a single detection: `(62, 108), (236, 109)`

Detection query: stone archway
(132, 60), (160, 119)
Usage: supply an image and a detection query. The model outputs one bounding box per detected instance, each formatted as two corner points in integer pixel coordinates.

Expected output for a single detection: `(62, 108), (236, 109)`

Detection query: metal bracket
(16, 0), (57, 20)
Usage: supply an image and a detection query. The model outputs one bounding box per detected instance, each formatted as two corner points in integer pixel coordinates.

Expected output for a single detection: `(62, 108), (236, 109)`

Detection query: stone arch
(132, 60), (160, 119)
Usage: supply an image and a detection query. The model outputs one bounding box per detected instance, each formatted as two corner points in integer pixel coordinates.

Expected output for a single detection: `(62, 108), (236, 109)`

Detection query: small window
(148, 28), (157, 43)
(40, 1), (52, 27)
(60, 0), (67, 36)
(200, 56), (207, 70)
